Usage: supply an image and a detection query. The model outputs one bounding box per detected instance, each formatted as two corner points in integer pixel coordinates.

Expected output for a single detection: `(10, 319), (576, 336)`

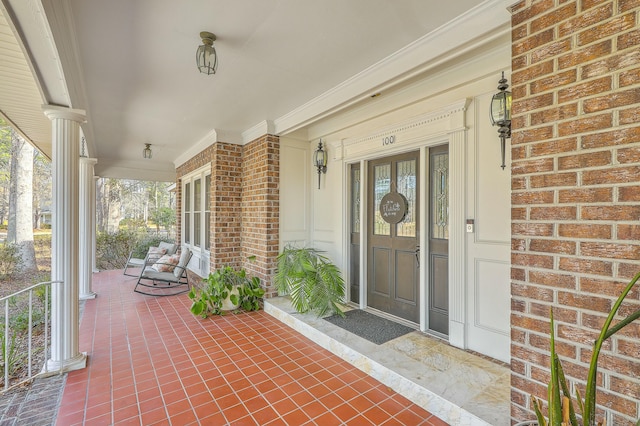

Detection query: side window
(184, 182), (191, 244)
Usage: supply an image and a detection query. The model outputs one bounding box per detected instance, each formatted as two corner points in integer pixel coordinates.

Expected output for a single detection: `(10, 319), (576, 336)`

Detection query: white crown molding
(242, 120), (275, 144)
(272, 0), (510, 137)
(173, 128), (218, 168)
(342, 99), (468, 161)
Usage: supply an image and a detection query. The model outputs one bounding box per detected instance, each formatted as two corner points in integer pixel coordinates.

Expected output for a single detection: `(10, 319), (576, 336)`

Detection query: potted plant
(188, 265), (264, 318)
(274, 246), (346, 317)
(517, 272), (640, 426)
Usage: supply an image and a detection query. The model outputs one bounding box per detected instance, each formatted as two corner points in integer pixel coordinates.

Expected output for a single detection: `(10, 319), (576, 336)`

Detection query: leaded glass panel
(373, 164), (391, 235)
(351, 167), (361, 232)
(396, 160), (416, 237)
(431, 152), (449, 239)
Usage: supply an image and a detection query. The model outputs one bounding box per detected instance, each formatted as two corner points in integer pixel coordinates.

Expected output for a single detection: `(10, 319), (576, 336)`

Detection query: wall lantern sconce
(314, 140), (328, 189)
(490, 71), (512, 170)
(196, 31), (218, 75)
(143, 143), (152, 159)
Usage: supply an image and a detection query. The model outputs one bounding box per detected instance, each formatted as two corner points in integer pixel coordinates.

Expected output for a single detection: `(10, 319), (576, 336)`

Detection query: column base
(44, 352), (87, 375)
(80, 292), (97, 300)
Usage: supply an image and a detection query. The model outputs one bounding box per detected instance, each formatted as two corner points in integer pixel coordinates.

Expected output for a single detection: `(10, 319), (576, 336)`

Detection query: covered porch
(1, 269), (508, 425)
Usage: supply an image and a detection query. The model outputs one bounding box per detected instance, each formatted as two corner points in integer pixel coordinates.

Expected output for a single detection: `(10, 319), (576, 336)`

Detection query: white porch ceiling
(0, 0), (508, 181)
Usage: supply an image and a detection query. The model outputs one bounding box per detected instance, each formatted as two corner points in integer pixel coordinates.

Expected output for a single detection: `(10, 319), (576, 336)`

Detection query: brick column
(509, 1), (640, 424)
(241, 135), (280, 297)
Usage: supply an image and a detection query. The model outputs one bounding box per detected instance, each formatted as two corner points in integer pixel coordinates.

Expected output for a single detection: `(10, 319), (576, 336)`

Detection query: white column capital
(42, 105), (87, 123)
(80, 157), (98, 166)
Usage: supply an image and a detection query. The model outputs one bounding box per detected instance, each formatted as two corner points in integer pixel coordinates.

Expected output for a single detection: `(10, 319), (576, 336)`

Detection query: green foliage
(150, 207), (176, 229)
(119, 218), (146, 231)
(131, 235), (175, 259)
(0, 330), (19, 378)
(532, 272), (640, 426)
(188, 266), (264, 318)
(0, 242), (22, 278)
(10, 308), (45, 332)
(274, 246), (346, 318)
(96, 230), (139, 270)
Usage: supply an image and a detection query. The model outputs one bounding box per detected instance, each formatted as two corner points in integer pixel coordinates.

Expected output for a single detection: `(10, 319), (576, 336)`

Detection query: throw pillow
(152, 254), (180, 273)
(147, 246), (167, 263)
(174, 248), (191, 278)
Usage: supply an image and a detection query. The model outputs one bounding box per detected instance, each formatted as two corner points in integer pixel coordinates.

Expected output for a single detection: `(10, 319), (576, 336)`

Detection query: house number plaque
(380, 192), (408, 224)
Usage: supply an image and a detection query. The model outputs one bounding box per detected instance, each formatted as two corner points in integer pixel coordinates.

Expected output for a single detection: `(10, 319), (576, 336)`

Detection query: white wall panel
(475, 93), (511, 244)
(280, 138), (310, 249)
(475, 259), (511, 335)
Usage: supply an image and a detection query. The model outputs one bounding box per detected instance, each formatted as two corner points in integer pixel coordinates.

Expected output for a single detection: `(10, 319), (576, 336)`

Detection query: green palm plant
(274, 246), (346, 318)
(531, 271), (640, 426)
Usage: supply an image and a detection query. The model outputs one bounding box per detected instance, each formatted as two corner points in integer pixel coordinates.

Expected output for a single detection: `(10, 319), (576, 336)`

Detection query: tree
(150, 207), (176, 234)
(33, 151), (51, 229)
(7, 130), (37, 271)
(0, 119), (12, 226)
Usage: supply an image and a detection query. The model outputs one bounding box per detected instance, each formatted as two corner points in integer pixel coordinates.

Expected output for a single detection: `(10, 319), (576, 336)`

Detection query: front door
(367, 152), (419, 323)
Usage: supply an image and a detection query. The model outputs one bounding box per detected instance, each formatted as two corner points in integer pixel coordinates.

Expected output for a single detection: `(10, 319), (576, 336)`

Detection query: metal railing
(0, 280), (63, 393)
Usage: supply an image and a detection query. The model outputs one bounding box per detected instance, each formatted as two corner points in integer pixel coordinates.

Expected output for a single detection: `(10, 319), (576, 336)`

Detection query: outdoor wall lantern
(314, 140), (327, 189)
(143, 143), (152, 159)
(196, 31), (218, 75)
(490, 71), (512, 170)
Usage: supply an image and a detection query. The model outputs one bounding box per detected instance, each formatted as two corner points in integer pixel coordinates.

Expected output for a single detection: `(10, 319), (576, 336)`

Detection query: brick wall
(241, 135), (280, 297)
(510, 0), (640, 424)
(175, 136), (279, 295)
(211, 143), (243, 269)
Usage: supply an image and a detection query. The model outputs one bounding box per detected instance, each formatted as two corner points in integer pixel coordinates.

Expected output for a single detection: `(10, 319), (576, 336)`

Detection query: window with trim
(182, 166), (211, 256)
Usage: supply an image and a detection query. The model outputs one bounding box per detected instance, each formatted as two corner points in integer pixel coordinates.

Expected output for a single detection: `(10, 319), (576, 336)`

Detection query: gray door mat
(324, 309), (414, 345)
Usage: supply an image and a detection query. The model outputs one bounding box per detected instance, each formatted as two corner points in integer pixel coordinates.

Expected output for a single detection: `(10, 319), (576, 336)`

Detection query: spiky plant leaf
(275, 246), (346, 317)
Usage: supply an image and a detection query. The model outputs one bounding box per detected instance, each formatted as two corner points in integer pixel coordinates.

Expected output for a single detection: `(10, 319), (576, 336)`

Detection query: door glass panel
(396, 160), (416, 237)
(194, 178), (201, 247)
(351, 167), (361, 232)
(184, 182), (191, 244)
(431, 152), (449, 240)
(373, 164), (391, 235)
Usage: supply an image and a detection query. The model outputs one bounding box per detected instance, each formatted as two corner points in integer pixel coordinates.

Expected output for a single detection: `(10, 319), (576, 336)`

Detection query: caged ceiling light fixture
(196, 31), (218, 75)
(490, 71), (512, 170)
(143, 143), (152, 159)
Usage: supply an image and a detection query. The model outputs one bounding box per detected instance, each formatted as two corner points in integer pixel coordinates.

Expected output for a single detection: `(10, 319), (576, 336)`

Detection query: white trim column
(447, 125), (467, 349)
(92, 176), (99, 273)
(79, 157), (97, 300)
(43, 105), (87, 372)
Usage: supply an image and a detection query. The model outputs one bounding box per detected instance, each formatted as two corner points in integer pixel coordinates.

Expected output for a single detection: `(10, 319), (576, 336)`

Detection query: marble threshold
(265, 297), (511, 426)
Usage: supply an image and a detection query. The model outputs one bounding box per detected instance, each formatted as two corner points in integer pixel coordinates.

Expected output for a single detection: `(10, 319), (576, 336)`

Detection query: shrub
(131, 235), (175, 259)
(96, 230), (175, 270)
(0, 243), (22, 278)
(96, 230), (139, 270)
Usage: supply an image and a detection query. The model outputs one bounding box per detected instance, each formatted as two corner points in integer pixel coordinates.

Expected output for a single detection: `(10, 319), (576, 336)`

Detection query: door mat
(324, 309), (414, 345)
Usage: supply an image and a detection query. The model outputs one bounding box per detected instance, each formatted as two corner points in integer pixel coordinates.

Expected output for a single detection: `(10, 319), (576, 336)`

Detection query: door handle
(415, 245), (420, 268)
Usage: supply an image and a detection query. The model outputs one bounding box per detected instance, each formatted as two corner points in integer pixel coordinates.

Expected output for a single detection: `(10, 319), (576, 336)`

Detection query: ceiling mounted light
(196, 31), (218, 75)
(143, 143), (152, 159)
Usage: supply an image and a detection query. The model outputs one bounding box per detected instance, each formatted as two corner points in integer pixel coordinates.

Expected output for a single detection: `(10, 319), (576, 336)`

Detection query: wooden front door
(367, 152), (419, 323)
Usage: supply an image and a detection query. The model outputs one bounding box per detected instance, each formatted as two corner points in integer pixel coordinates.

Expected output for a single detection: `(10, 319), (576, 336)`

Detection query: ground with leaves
(0, 233), (51, 389)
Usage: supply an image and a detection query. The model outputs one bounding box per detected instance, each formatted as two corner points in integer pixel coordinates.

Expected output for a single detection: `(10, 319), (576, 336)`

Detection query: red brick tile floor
(55, 269), (448, 425)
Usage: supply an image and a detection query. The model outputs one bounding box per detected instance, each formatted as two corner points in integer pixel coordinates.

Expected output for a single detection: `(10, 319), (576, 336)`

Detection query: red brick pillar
(510, 1), (640, 424)
(241, 135), (280, 297)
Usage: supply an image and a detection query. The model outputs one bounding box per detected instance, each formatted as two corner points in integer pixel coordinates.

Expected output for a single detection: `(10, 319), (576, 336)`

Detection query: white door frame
(339, 99), (469, 347)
